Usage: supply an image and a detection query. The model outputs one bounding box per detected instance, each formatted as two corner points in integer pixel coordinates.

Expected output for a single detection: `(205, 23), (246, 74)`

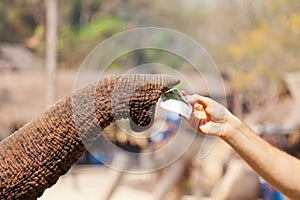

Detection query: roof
(285, 71), (300, 100)
(0, 43), (43, 71)
(0, 70), (76, 127)
(0, 70), (141, 128)
(247, 71), (300, 134)
(283, 71), (300, 129)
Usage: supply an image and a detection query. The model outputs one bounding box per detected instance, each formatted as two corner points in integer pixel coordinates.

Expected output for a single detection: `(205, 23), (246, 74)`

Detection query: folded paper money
(160, 88), (192, 119)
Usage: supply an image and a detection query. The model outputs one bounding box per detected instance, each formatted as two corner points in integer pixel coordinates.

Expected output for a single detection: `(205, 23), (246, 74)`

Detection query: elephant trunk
(0, 74), (179, 199)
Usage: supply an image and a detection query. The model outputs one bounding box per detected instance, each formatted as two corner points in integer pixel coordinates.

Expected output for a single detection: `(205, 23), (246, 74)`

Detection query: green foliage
(110, 49), (188, 70)
(78, 15), (126, 40)
(58, 14), (127, 68)
(0, 0), (37, 42)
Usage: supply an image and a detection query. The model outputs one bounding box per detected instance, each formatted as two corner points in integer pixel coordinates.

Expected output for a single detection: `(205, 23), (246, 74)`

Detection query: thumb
(199, 121), (225, 137)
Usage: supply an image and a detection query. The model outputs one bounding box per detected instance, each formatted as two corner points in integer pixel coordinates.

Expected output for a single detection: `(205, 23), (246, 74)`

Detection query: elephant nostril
(111, 74), (180, 132)
(128, 90), (161, 132)
(129, 112), (154, 132)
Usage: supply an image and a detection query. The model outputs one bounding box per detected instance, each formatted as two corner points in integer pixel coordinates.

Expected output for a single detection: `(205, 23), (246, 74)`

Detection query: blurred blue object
(166, 110), (181, 124)
(261, 180), (286, 200)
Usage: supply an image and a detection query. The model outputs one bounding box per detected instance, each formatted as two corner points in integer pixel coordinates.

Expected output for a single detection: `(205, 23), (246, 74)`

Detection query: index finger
(196, 95), (213, 108)
(184, 94), (212, 107)
(181, 91), (213, 108)
(181, 91), (198, 105)
(184, 94), (200, 105)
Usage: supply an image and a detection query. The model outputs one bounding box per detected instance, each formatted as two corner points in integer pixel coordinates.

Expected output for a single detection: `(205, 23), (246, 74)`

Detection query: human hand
(181, 92), (239, 137)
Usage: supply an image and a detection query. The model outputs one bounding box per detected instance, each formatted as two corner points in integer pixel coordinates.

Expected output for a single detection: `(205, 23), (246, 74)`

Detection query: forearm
(222, 116), (300, 199)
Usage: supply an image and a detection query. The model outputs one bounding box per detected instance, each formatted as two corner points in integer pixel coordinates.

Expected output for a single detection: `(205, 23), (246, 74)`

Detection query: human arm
(183, 93), (300, 199)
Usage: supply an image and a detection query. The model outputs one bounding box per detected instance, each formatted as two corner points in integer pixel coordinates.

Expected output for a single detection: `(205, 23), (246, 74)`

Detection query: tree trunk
(1, 0), (9, 39)
(45, 0), (58, 106)
(80, 0), (91, 25)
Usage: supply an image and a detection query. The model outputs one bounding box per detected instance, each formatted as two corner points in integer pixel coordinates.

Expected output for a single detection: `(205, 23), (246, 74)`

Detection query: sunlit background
(0, 0), (299, 199)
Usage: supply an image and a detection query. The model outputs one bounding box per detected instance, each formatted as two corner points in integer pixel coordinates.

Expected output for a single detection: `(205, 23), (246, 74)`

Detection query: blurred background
(0, 0), (299, 200)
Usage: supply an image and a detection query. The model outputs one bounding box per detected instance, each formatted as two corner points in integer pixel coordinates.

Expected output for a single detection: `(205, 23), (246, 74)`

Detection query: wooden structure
(0, 43), (43, 72)
(248, 71), (300, 134)
(0, 71), (75, 131)
(246, 71), (300, 158)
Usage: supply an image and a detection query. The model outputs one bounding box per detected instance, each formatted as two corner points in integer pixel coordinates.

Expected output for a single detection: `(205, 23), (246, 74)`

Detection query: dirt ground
(38, 165), (199, 200)
(38, 165), (156, 200)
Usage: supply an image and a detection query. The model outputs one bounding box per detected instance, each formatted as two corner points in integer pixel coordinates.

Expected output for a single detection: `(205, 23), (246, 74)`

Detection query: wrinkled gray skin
(0, 74), (180, 200)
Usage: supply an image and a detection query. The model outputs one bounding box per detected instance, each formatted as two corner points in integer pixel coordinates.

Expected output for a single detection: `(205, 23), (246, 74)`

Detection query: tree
(45, 0), (58, 105)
